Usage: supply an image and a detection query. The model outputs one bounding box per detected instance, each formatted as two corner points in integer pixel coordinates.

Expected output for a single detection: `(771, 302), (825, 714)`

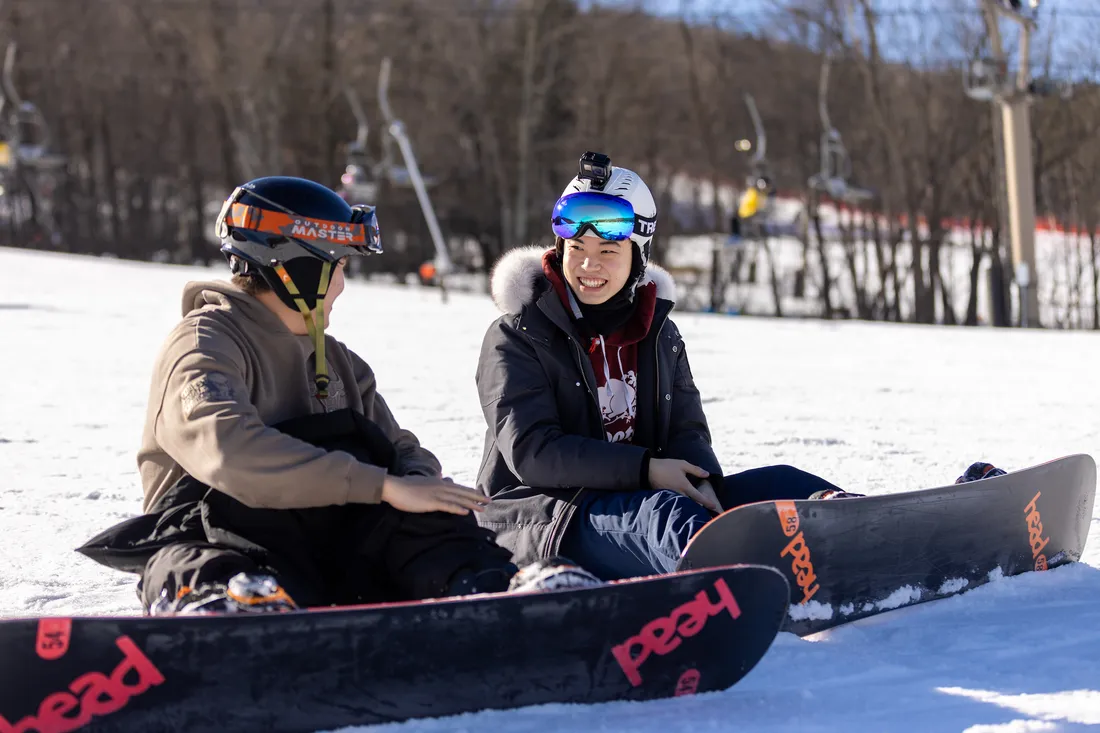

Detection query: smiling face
(561, 234), (633, 305)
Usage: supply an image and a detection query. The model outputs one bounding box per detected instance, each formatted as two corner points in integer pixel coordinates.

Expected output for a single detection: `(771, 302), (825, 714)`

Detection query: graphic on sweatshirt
(600, 370), (637, 443)
(180, 373), (237, 419)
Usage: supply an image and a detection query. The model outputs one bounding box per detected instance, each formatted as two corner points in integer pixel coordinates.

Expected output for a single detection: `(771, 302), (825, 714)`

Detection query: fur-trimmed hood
(489, 245), (677, 315)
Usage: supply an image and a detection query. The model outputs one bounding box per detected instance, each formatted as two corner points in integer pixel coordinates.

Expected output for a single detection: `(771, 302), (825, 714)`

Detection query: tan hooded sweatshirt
(137, 280), (441, 513)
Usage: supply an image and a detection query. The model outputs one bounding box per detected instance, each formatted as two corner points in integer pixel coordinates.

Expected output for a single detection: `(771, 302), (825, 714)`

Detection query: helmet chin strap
(273, 261), (333, 401)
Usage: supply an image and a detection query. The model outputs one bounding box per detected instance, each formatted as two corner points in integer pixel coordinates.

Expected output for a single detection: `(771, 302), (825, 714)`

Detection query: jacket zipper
(652, 314), (669, 454)
(569, 337), (602, 432)
(550, 306), (670, 552)
(550, 337), (603, 556)
(545, 486), (585, 556)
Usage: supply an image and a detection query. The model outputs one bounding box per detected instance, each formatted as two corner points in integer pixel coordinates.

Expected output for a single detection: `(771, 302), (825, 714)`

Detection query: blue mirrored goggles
(551, 191), (637, 241)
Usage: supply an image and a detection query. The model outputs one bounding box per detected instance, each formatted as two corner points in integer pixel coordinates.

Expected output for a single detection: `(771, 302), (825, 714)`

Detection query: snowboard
(0, 564), (789, 733)
(678, 454), (1096, 636)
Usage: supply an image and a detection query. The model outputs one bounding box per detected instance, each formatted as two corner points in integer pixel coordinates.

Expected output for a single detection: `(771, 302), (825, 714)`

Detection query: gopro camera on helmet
(577, 151), (612, 190)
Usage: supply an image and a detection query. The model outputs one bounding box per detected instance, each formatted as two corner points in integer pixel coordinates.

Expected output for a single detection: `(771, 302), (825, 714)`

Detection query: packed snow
(1, 246), (1098, 732)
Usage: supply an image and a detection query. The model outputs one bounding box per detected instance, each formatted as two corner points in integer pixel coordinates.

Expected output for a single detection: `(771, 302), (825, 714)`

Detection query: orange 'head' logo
(1024, 491), (1051, 573)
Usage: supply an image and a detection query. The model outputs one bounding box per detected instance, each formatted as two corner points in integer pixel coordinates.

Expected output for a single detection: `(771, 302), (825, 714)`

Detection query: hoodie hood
(181, 280), (296, 335)
(489, 245), (676, 315)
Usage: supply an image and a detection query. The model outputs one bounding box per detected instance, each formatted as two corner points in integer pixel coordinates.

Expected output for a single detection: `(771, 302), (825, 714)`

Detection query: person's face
(561, 235), (632, 305)
(322, 257), (348, 323)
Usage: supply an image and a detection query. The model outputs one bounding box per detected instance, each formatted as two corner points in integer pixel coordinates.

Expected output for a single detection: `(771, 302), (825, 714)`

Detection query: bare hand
(693, 480), (723, 514)
(381, 475), (490, 516)
(648, 458), (722, 513)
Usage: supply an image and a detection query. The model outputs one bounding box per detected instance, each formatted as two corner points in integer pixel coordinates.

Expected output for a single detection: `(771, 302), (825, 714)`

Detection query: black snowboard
(0, 564), (788, 733)
(678, 454), (1096, 636)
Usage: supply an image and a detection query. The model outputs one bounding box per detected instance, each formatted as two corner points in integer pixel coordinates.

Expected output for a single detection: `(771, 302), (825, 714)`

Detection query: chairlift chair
(0, 44), (61, 169)
(339, 88), (382, 203)
(964, 56), (1008, 102)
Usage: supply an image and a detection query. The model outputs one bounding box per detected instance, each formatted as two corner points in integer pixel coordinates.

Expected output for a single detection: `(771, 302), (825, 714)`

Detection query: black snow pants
(77, 409), (514, 611)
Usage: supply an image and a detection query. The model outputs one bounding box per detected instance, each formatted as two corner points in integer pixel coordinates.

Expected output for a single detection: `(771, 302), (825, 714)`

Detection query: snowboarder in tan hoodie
(79, 176), (599, 614)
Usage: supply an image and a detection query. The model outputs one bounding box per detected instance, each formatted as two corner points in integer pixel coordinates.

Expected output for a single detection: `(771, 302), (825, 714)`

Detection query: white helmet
(558, 152), (657, 268)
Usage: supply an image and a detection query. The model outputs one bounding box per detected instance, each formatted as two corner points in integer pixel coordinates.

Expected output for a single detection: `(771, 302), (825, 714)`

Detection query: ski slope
(0, 246), (1097, 732)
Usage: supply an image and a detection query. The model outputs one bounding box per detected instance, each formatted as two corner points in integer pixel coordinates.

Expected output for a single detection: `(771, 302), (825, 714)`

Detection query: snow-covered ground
(1, 246), (1098, 732)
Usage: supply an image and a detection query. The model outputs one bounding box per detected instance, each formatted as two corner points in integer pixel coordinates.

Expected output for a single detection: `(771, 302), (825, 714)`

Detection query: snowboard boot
(149, 572), (298, 616)
(445, 562), (519, 597)
(807, 488), (865, 500)
(507, 557), (603, 594)
(955, 462), (1008, 484)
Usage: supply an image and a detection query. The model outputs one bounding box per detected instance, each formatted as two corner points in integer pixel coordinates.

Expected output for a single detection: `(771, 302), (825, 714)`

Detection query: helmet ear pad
(628, 246), (645, 290)
(255, 257), (331, 312)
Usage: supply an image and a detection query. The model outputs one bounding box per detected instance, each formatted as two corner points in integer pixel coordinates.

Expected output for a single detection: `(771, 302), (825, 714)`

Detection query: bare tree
(1, 0), (1095, 328)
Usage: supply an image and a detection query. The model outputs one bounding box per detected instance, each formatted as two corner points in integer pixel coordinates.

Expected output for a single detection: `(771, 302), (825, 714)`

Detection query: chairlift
(339, 87), (381, 203)
(807, 56), (873, 205)
(339, 163), (379, 205)
(964, 56), (1007, 102)
(742, 94), (774, 196)
(0, 44), (60, 169)
(0, 41), (64, 244)
(731, 94), (775, 238)
(1028, 76), (1074, 101)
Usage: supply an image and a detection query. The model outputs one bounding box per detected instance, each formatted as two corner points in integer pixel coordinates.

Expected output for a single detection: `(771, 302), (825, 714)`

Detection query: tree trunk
(762, 234), (784, 318)
(320, 0), (337, 180)
(811, 199), (835, 319)
(1091, 229), (1099, 330)
(99, 113), (122, 251)
(964, 220), (983, 326)
(513, 6), (538, 246)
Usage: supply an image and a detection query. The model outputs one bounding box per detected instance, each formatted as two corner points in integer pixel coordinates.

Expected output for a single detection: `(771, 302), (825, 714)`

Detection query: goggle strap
(217, 186), (382, 255)
(224, 202), (370, 246)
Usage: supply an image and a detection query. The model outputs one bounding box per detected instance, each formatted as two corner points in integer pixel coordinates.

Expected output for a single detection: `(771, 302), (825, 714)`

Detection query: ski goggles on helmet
(216, 186), (382, 266)
(551, 191), (645, 242)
